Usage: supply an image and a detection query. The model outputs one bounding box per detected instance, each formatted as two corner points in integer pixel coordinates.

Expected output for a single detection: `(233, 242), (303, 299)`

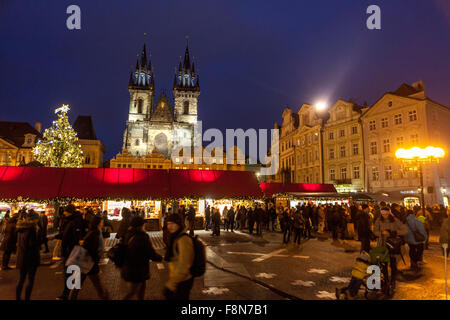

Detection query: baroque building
(122, 43), (200, 159)
(0, 121), (41, 166)
(73, 116), (105, 168)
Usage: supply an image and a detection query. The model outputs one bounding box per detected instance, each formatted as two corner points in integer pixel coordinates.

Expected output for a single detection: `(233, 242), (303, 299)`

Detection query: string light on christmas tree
(32, 104), (84, 168)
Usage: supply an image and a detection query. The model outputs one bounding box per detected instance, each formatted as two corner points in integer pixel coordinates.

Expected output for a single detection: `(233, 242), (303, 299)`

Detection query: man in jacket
(15, 210), (41, 300)
(404, 210), (427, 272)
(205, 205), (211, 231)
(227, 207), (235, 233)
(164, 214), (195, 300)
(57, 204), (86, 300)
(187, 205), (196, 237)
(212, 208), (221, 236)
(39, 211), (49, 253)
(1, 211), (18, 270)
(356, 204), (372, 253)
(122, 216), (162, 300)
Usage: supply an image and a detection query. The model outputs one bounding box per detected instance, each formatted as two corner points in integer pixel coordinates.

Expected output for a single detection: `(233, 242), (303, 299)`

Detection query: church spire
(128, 71), (134, 88)
(140, 44), (147, 69)
(183, 35), (191, 71)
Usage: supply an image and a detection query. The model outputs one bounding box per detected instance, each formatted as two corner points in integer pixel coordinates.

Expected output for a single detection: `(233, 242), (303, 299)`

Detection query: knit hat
(359, 251), (370, 262)
(130, 216), (145, 228)
(166, 214), (183, 226)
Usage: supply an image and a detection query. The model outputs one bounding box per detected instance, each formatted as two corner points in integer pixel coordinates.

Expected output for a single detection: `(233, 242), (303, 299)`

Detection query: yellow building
(274, 104), (324, 183)
(361, 81), (450, 206)
(110, 145), (246, 171)
(0, 121), (41, 166)
(324, 99), (367, 192)
(73, 116), (106, 168)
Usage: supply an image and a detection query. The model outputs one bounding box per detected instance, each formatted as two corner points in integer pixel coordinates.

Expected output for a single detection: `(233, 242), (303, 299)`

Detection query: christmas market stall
(259, 182), (339, 208)
(0, 166), (263, 231)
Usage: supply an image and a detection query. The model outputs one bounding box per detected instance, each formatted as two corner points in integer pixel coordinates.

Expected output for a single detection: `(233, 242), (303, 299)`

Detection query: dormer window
(23, 134), (36, 147)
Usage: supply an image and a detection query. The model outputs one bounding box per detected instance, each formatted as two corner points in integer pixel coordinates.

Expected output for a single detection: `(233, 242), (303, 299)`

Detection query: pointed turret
(191, 62), (195, 74)
(128, 72), (134, 88)
(147, 58), (152, 72)
(173, 73), (178, 90)
(140, 44), (147, 69)
(135, 60), (139, 71)
(183, 43), (191, 71)
(195, 74), (200, 91)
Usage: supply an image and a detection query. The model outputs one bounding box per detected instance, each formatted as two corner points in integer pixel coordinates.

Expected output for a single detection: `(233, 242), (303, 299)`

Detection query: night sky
(1, 0), (449, 160)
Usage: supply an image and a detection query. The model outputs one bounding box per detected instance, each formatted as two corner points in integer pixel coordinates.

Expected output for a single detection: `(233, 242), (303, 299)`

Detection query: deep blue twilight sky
(1, 0), (449, 159)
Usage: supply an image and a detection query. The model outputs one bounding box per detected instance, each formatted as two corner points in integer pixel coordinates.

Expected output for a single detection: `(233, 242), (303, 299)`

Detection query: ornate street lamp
(395, 146), (445, 211)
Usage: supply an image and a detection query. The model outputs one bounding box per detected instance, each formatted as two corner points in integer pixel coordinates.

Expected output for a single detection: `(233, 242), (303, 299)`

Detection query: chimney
(412, 80), (425, 92)
(35, 121), (42, 133)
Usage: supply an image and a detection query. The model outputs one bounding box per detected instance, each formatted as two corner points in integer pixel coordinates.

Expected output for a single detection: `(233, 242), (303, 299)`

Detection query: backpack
(107, 235), (135, 268)
(180, 234), (206, 278)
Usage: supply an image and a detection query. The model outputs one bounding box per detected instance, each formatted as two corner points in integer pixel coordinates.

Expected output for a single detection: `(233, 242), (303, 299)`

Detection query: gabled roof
(391, 83), (421, 97)
(73, 116), (97, 140)
(0, 121), (40, 148)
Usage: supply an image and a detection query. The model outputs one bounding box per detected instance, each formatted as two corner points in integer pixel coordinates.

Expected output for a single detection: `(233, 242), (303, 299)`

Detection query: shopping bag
(65, 245), (94, 274)
(347, 223), (355, 239)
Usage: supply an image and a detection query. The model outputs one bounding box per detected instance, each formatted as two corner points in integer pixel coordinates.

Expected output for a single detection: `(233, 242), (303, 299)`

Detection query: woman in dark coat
(1, 212), (18, 270)
(122, 216), (162, 300)
(69, 216), (110, 300)
(117, 207), (131, 241)
(15, 210), (41, 300)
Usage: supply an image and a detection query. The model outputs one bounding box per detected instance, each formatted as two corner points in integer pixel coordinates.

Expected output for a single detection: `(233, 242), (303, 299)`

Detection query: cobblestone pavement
(0, 228), (448, 300)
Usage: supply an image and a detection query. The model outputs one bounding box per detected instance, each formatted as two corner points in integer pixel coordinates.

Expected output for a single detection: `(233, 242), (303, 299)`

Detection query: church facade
(122, 43), (200, 159)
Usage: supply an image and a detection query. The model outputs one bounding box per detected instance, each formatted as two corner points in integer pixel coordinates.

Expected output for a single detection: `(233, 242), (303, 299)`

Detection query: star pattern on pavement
(316, 291), (336, 299)
(307, 268), (328, 274)
(329, 276), (351, 283)
(291, 280), (315, 287)
(202, 287), (230, 295)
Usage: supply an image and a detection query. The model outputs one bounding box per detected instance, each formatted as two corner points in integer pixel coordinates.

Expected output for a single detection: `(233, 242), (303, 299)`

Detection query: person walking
(404, 210), (427, 273)
(205, 205), (211, 231)
(292, 208), (305, 246)
(162, 208), (171, 248)
(373, 207), (408, 289)
(247, 207), (255, 235)
(356, 204), (373, 253)
(222, 206), (229, 231)
(240, 206), (247, 231)
(15, 210), (41, 300)
(269, 204), (277, 232)
(255, 205), (263, 236)
(282, 208), (292, 244)
(235, 206), (241, 230)
(122, 216), (162, 300)
(212, 208), (221, 236)
(117, 208), (131, 241)
(163, 214), (195, 300)
(39, 211), (49, 253)
(227, 206), (235, 233)
(56, 205), (86, 300)
(187, 205), (196, 237)
(69, 216), (110, 300)
(1, 211), (18, 270)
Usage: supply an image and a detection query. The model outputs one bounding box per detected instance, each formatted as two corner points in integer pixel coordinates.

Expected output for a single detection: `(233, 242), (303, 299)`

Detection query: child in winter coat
(335, 251), (371, 299)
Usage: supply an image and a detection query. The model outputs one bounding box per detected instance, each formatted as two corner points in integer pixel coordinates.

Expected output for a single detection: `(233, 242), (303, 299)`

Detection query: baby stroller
(364, 245), (394, 299)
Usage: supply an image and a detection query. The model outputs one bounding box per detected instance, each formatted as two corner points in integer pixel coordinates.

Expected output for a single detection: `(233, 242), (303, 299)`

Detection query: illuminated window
(369, 120), (376, 131)
(409, 110), (417, 121)
(340, 167), (347, 180)
(396, 136), (404, 147)
(372, 167), (379, 181)
(339, 129), (345, 137)
(329, 132), (334, 140)
(385, 166), (393, 180)
(351, 126), (358, 134)
(353, 166), (360, 179)
(370, 141), (377, 155)
(383, 139), (390, 153)
(340, 146), (346, 157)
(329, 148), (335, 160)
(381, 117), (388, 128)
(411, 134), (419, 144)
(353, 143), (359, 155)
(394, 114), (402, 125)
(330, 169), (336, 181)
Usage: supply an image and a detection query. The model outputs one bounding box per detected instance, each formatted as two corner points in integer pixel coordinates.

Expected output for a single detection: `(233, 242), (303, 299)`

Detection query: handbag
(406, 219), (426, 243)
(65, 245), (94, 274)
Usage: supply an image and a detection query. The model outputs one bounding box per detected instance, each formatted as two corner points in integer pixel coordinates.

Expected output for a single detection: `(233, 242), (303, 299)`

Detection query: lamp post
(395, 146), (445, 211)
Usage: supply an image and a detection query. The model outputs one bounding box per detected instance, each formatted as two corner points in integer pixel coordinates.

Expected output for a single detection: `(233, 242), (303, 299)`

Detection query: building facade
(122, 44), (200, 159)
(73, 116), (106, 168)
(361, 81), (450, 206)
(0, 121), (41, 166)
(323, 99), (367, 192)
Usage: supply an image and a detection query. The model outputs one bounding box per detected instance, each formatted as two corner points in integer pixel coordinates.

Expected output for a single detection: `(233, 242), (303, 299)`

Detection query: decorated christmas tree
(32, 104), (83, 167)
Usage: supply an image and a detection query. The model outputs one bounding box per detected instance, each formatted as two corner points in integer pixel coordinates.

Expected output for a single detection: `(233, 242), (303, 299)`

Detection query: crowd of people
(0, 205), (197, 300)
(1, 200), (449, 300)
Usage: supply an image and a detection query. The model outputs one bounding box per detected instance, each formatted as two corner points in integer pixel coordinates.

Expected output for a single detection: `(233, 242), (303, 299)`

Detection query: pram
(364, 245), (394, 299)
